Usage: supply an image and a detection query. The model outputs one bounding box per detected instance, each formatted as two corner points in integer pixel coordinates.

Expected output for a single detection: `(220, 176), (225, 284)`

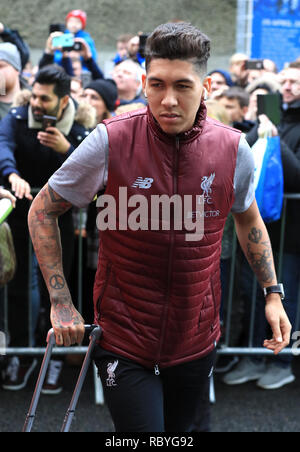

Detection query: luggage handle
(23, 324), (102, 433)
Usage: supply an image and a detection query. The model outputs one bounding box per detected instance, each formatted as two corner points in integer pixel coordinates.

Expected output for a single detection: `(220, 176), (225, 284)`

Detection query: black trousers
(94, 347), (216, 433)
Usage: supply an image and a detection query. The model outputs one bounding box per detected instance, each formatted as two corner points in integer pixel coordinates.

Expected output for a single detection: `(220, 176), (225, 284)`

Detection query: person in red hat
(53, 9), (98, 71)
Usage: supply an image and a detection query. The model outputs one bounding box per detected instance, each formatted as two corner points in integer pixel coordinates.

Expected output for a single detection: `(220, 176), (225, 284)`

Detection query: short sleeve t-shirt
(49, 123), (255, 213)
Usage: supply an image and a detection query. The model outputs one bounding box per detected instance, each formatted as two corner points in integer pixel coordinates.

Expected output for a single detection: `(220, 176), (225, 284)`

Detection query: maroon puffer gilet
(93, 105), (241, 370)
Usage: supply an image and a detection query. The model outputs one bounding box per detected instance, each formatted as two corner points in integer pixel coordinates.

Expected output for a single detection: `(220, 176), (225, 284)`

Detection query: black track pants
(94, 348), (216, 432)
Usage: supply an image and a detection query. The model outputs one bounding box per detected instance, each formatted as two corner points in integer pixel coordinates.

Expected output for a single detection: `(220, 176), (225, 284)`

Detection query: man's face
(218, 97), (246, 123)
(144, 59), (209, 135)
(112, 61), (140, 97)
(210, 72), (228, 93)
(127, 36), (139, 57)
(280, 68), (300, 104)
(0, 60), (19, 93)
(30, 83), (66, 122)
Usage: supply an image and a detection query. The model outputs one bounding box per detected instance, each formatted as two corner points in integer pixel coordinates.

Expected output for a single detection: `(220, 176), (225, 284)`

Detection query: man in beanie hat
(207, 69), (234, 96)
(0, 42), (22, 119)
(82, 79), (118, 123)
(54, 9), (97, 71)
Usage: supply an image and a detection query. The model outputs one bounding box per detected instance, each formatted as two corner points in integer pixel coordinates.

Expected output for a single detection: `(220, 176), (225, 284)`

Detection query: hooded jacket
(246, 100), (300, 253)
(268, 100), (300, 253)
(93, 105), (241, 370)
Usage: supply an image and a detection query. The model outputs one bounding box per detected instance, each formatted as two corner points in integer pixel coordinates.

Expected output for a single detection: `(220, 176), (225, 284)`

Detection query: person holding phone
(39, 32), (104, 83)
(53, 10), (98, 73)
(0, 64), (94, 393)
(224, 66), (300, 390)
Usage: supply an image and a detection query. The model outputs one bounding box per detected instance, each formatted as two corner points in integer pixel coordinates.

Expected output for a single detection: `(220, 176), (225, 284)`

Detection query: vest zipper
(156, 136), (180, 368)
(154, 364), (160, 376)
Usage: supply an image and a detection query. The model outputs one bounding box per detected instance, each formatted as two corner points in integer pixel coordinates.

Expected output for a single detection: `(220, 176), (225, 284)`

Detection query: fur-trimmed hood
(12, 89), (96, 129)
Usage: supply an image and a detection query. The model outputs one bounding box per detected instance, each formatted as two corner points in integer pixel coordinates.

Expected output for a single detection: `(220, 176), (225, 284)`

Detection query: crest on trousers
(106, 360), (119, 387)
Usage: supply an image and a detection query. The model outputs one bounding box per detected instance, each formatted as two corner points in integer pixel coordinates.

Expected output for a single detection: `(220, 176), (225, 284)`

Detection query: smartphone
(52, 34), (74, 50)
(245, 59), (264, 70)
(257, 93), (281, 126)
(138, 33), (149, 59)
(42, 115), (57, 132)
(49, 23), (66, 34)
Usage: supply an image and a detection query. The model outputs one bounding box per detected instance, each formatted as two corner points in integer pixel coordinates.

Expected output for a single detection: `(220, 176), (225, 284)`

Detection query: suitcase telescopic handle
(23, 324), (102, 433)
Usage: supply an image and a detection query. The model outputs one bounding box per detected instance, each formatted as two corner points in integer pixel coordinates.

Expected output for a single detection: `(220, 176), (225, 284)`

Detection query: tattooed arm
(28, 183), (85, 346)
(233, 199), (291, 355)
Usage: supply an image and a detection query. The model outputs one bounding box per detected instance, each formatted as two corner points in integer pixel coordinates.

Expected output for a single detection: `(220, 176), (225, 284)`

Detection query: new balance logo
(132, 177), (154, 189)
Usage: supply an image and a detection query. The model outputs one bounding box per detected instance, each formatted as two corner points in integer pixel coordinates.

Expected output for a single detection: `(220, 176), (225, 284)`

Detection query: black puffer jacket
(246, 100), (300, 253)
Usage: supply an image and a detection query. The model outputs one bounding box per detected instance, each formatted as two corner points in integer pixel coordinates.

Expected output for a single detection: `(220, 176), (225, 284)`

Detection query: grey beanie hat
(0, 43), (22, 72)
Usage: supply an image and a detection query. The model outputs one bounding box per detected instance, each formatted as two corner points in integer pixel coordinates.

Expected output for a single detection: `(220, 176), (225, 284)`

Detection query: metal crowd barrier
(1, 192), (300, 403)
(218, 193), (300, 357)
(1, 189), (104, 405)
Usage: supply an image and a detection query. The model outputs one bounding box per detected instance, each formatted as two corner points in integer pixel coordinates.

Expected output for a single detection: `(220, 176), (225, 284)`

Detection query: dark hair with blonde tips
(145, 22), (211, 78)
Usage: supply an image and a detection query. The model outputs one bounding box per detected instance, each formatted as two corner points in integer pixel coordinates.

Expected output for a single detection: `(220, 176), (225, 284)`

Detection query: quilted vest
(93, 105), (241, 370)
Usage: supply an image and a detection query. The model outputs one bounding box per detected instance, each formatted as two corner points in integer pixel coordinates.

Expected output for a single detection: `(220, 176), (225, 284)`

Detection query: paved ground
(1, 357), (300, 432)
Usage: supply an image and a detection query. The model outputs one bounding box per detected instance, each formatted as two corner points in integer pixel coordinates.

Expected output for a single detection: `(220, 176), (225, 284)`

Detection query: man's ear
(202, 76), (212, 100)
(61, 95), (70, 110)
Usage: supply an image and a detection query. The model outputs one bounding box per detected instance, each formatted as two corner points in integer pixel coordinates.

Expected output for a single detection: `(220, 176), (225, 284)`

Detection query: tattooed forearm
(246, 227), (275, 284)
(28, 183), (72, 294)
(29, 184), (85, 345)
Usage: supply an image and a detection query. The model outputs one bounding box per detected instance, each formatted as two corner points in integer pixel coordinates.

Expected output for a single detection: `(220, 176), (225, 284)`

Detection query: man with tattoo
(29, 23), (291, 432)
(0, 64), (92, 392)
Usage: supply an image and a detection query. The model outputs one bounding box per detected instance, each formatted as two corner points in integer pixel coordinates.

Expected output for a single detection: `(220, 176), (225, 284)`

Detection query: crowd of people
(0, 11), (298, 413)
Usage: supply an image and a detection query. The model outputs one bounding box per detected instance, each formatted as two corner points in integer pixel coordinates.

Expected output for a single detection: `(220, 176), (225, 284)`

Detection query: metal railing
(218, 193), (300, 356)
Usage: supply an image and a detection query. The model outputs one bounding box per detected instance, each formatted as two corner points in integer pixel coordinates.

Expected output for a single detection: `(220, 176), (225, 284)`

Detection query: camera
(245, 59), (264, 70)
(42, 115), (57, 132)
(49, 23), (66, 34)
